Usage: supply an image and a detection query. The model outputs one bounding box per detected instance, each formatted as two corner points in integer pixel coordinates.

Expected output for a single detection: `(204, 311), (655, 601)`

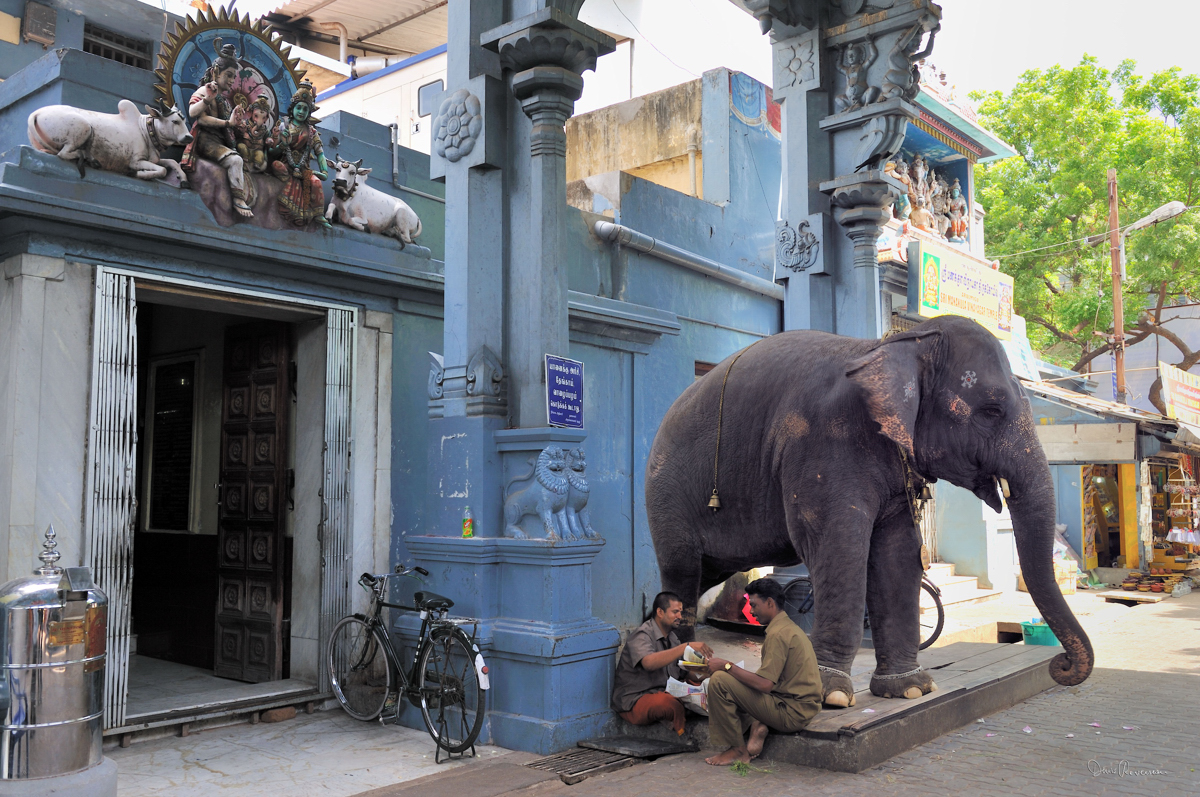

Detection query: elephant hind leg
(657, 548), (703, 643)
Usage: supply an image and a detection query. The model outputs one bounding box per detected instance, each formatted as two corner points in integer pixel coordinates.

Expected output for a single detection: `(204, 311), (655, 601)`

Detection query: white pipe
(593, 220), (784, 301)
(320, 21), (349, 64)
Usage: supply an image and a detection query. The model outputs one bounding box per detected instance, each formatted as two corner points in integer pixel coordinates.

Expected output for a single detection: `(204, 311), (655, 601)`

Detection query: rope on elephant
(709, 338), (766, 510)
(817, 665), (852, 680)
(871, 666), (924, 680)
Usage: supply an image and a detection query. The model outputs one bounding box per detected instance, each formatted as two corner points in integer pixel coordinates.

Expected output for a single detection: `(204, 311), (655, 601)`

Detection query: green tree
(973, 57), (1200, 411)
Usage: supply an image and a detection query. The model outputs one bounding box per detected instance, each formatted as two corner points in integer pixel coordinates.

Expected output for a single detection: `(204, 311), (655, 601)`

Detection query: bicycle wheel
(416, 627), (485, 753)
(329, 616), (392, 721)
(918, 580), (944, 650)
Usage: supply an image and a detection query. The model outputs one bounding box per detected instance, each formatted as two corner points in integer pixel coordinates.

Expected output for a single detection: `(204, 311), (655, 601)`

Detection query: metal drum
(0, 526), (107, 780)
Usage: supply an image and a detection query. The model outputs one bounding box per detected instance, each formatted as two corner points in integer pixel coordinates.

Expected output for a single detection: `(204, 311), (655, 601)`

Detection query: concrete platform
(611, 634), (1060, 773)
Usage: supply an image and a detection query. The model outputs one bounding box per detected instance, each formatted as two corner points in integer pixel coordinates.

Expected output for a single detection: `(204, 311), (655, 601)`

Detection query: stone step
(927, 561), (956, 579)
(927, 574), (983, 602)
(921, 585), (1004, 613)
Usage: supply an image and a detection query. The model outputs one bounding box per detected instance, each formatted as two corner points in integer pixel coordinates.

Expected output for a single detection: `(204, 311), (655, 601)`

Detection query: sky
(158, 0), (1200, 99)
(932, 0), (1200, 95)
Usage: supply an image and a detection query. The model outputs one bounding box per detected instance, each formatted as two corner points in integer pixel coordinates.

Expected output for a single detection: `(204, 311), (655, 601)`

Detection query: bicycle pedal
(381, 691), (400, 721)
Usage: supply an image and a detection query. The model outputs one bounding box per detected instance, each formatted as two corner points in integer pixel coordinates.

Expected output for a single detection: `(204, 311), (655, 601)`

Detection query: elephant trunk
(1004, 437), (1094, 686)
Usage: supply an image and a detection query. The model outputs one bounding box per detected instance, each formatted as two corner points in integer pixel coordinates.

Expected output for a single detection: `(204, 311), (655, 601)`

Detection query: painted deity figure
(909, 154), (928, 207)
(237, 96), (275, 174)
(947, 178), (968, 242)
(909, 195), (936, 233)
(882, 21), (938, 101)
(181, 40), (253, 217)
(885, 158), (911, 220)
(834, 38), (880, 114)
(929, 171), (951, 238)
(270, 81), (332, 229)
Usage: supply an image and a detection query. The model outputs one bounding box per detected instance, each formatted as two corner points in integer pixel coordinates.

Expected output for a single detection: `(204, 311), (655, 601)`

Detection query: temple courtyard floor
(111, 588), (1200, 796)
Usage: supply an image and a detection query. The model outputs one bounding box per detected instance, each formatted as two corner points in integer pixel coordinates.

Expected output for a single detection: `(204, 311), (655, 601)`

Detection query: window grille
(83, 22), (152, 70)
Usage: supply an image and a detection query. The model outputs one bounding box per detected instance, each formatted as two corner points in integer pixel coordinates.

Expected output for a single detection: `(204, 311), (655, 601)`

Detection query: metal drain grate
(525, 746), (638, 784)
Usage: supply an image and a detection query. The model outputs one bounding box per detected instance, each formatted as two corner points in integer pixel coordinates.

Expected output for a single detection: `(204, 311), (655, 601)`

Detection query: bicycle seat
(414, 591), (454, 611)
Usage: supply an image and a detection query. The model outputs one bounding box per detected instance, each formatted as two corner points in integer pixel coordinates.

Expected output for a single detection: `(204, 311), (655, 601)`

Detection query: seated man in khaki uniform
(612, 592), (714, 735)
(703, 578), (822, 765)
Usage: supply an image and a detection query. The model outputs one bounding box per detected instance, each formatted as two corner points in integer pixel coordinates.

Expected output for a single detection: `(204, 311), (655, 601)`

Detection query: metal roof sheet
(1022, 377), (1174, 429)
(267, 0), (447, 57)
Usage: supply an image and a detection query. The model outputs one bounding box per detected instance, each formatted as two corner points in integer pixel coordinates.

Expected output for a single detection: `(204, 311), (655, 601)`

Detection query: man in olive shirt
(612, 592), (714, 735)
(703, 578), (822, 765)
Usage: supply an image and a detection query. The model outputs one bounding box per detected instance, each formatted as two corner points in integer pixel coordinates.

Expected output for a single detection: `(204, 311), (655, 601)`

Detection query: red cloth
(618, 691), (686, 736)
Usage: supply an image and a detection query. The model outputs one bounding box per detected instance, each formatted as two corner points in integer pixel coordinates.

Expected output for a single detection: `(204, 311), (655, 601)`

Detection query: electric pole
(1107, 168), (1126, 403)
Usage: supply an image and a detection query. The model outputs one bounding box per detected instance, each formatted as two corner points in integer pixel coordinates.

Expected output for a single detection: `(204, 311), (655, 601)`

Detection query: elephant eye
(980, 405), (1004, 420)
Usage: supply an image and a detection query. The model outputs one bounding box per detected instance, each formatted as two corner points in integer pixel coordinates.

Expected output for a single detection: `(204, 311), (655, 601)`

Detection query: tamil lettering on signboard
(545, 354), (584, 429)
(907, 238), (1014, 340)
(1159, 361), (1200, 427)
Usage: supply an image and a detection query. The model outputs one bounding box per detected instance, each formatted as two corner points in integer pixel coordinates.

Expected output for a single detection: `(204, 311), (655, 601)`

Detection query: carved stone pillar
(483, 13), (614, 428)
(821, 170), (907, 338)
(424, 1), (509, 545)
(738, 0), (941, 339)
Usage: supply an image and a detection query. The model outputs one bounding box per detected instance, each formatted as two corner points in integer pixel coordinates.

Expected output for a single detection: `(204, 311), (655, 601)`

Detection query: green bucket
(1021, 621), (1061, 647)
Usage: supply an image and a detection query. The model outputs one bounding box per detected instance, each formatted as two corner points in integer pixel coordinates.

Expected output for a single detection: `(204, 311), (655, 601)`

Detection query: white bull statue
(27, 99), (191, 185)
(325, 158), (422, 247)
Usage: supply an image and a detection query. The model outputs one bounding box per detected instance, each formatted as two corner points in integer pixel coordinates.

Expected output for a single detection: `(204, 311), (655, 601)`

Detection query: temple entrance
(83, 269), (356, 730)
(128, 308), (296, 712)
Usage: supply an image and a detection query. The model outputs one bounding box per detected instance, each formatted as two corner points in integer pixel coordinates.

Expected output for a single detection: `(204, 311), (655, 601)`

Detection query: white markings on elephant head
(961, 370), (977, 389)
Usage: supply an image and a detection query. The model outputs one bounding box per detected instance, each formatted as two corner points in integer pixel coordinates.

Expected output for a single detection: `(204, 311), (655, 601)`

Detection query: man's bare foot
(705, 746), (750, 766)
(747, 720), (769, 759)
(234, 202), (254, 218)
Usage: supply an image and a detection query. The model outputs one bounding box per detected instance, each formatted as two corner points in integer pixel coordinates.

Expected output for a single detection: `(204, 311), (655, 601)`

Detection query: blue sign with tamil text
(545, 354), (584, 429)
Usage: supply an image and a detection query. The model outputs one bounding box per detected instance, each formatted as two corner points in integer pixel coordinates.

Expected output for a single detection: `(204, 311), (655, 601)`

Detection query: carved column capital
(821, 170), (906, 271)
(481, 10), (615, 77)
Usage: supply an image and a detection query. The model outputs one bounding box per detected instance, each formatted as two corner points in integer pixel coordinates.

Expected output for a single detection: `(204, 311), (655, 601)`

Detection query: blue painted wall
(0, 0), (183, 80)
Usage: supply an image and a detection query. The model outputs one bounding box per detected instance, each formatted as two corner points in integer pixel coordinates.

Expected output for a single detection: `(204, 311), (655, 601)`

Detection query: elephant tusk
(998, 477), (1011, 499)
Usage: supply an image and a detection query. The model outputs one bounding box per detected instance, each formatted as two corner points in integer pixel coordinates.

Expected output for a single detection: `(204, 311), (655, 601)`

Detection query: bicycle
(781, 572), (944, 650)
(327, 564), (489, 762)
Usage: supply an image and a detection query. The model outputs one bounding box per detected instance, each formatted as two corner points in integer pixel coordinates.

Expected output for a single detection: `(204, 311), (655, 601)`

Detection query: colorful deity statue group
(181, 40), (331, 228)
(884, 153), (968, 243)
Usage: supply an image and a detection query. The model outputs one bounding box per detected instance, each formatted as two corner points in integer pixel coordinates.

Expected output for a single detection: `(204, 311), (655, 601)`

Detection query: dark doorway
(130, 306), (294, 686)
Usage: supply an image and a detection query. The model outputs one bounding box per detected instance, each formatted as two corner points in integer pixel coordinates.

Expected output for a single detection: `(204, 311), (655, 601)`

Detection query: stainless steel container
(0, 526), (107, 780)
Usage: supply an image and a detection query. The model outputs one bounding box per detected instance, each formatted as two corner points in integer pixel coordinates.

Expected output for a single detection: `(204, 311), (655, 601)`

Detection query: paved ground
(110, 708), (510, 796)
(111, 587), (1199, 796)
(357, 587), (1200, 797)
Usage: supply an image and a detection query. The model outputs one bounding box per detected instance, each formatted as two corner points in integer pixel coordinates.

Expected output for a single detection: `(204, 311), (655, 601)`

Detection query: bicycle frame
(356, 570), (483, 698)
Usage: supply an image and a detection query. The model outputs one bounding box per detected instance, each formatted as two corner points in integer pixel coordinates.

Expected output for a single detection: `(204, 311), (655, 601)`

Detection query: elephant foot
(870, 667), (937, 699)
(818, 666), (856, 708)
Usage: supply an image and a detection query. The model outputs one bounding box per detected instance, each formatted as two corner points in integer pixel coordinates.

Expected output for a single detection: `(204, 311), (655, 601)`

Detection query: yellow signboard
(908, 239), (1014, 340)
(1159, 361), (1200, 427)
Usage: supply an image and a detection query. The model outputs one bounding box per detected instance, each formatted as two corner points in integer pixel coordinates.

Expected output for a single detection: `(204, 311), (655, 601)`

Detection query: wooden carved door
(215, 323), (290, 683)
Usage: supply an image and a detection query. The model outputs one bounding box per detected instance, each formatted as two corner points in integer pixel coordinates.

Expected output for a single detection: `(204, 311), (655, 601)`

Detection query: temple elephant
(645, 316), (1093, 707)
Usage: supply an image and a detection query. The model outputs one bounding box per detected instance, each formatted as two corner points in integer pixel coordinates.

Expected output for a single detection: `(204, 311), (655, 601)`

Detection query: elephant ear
(844, 329), (941, 458)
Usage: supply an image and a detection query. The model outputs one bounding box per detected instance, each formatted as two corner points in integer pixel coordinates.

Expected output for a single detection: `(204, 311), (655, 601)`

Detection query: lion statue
(503, 445), (570, 539)
(565, 448), (600, 540)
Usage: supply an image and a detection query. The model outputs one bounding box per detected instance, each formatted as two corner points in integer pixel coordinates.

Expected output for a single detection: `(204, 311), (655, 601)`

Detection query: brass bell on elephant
(708, 489), (721, 511)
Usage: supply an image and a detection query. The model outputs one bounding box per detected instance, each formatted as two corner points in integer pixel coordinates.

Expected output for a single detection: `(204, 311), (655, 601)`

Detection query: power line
(987, 205), (1196, 261)
(611, 0), (700, 79)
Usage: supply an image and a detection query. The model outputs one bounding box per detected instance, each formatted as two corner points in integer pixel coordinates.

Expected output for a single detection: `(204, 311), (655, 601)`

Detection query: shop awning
(1022, 378), (1187, 463)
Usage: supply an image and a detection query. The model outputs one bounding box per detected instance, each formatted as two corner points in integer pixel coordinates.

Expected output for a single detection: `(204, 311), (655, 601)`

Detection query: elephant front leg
(797, 512), (873, 709)
(865, 508), (938, 700)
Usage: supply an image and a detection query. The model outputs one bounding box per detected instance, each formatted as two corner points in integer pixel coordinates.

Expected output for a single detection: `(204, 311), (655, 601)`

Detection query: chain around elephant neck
(709, 339), (765, 510)
(898, 445), (933, 570)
